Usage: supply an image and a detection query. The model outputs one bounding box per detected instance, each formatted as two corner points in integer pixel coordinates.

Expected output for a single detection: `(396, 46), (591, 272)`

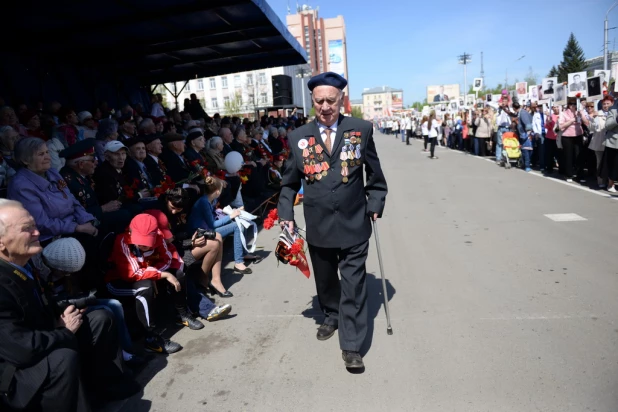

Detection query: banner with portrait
(392, 92), (403, 109)
(427, 84), (460, 104)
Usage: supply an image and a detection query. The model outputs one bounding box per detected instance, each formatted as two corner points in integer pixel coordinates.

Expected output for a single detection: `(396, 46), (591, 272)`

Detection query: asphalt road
(108, 131), (618, 412)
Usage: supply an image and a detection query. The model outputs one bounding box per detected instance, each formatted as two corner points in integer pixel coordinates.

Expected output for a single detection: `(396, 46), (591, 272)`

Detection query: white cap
(104, 141), (128, 153)
(43, 237), (86, 273)
(77, 111), (93, 124)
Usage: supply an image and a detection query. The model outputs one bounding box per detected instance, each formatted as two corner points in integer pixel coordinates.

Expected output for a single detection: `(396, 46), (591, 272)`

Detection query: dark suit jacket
(0, 259), (76, 406)
(144, 154), (167, 185)
(93, 161), (128, 205)
(433, 94), (448, 102)
(160, 149), (191, 183)
(278, 115), (388, 249)
(123, 157), (154, 191)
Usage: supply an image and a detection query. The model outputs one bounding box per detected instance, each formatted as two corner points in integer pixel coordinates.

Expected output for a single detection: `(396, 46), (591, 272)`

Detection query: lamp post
(458, 53), (472, 95)
(296, 65), (312, 115)
(605, 1), (618, 70)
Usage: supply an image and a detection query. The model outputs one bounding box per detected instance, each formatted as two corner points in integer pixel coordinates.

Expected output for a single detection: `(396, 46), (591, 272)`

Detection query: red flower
(267, 208), (279, 221)
(215, 170), (227, 180)
(576, 93), (582, 98)
(263, 217), (275, 230)
(125, 189), (135, 199)
(289, 240), (302, 256)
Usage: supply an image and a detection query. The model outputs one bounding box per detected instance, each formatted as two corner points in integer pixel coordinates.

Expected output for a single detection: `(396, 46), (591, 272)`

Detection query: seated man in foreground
(0, 199), (137, 412)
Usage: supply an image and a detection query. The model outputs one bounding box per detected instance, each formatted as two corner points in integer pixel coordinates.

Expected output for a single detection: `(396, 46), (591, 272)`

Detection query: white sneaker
(207, 304), (232, 321)
(566, 178), (573, 183)
(608, 186), (617, 193)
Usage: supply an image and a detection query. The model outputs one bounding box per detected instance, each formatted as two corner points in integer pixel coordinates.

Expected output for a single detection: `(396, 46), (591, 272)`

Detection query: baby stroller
(501, 132), (522, 169)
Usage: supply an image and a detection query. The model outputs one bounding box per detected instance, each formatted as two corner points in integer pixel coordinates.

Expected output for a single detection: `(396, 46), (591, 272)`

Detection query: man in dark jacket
(278, 72), (388, 370)
(0, 200), (137, 411)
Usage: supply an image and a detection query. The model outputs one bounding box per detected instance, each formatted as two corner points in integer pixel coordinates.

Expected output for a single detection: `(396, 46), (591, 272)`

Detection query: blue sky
(272, 0), (613, 105)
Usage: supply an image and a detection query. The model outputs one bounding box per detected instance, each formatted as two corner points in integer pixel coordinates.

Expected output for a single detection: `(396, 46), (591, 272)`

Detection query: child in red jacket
(105, 214), (204, 354)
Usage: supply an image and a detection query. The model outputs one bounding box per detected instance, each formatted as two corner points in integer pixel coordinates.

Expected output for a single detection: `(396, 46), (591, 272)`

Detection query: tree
(351, 106), (363, 118)
(245, 75), (268, 114)
(524, 66), (538, 86)
(557, 33), (586, 83)
(547, 65), (559, 77)
(223, 91), (243, 117)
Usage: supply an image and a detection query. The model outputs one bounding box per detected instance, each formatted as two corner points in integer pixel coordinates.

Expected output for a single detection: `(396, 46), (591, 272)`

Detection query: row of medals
(301, 133), (362, 184)
(340, 132), (362, 183)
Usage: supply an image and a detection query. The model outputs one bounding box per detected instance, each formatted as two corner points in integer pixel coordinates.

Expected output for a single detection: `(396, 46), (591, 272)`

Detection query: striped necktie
(324, 128), (332, 154)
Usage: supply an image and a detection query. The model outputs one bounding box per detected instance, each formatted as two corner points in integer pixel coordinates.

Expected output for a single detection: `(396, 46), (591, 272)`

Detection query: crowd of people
(0, 92), (307, 411)
(377, 90), (618, 191)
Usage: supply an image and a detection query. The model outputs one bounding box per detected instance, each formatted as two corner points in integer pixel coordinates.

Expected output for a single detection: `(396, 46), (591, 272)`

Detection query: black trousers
(406, 130), (412, 145)
(107, 277), (187, 332)
(544, 139), (558, 172)
(423, 135), (429, 150)
(561, 135), (584, 178)
(430, 137), (437, 157)
(2, 309), (122, 412)
(308, 240), (369, 352)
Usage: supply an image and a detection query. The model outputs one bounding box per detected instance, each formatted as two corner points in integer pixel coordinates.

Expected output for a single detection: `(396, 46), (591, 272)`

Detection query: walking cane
(372, 220), (393, 335)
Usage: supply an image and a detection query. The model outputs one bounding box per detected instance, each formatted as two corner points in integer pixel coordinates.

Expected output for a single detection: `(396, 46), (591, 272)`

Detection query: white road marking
(544, 213), (587, 222)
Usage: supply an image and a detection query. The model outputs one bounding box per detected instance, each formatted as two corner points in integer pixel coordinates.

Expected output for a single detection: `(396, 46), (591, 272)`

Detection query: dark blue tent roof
(7, 0), (307, 85)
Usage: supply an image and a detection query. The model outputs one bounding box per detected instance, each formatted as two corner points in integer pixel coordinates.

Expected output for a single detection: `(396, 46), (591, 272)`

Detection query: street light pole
(296, 64), (311, 115)
(458, 52), (472, 95)
(605, 2), (618, 70)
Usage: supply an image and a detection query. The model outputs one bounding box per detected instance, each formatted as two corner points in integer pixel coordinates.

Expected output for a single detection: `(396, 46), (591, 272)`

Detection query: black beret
(307, 72), (348, 92)
(143, 133), (161, 145)
(163, 132), (185, 144)
(186, 130), (204, 142)
(125, 136), (145, 147)
(60, 138), (95, 160)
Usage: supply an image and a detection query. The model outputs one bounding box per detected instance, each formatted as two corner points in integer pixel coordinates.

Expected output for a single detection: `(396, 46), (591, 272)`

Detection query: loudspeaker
(272, 75), (293, 106)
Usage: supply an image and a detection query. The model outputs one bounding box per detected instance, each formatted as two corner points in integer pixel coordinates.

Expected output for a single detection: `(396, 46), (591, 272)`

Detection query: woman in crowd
(587, 101), (607, 188)
(56, 107), (81, 146)
(95, 118), (119, 163)
(559, 97), (587, 182)
(544, 106), (560, 174)
(202, 135), (226, 174)
(7, 137), (100, 286)
(184, 130), (207, 164)
(426, 111), (439, 159)
(188, 176), (258, 274)
(420, 115), (429, 152)
(154, 188), (231, 297)
(602, 95), (618, 192)
(474, 107), (493, 157)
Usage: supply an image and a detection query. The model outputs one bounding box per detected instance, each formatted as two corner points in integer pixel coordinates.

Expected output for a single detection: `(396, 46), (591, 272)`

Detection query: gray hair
(277, 127), (286, 136)
(138, 118), (154, 132)
(0, 199), (25, 237)
(207, 136), (223, 150)
(96, 118), (118, 140)
(14, 137), (46, 168)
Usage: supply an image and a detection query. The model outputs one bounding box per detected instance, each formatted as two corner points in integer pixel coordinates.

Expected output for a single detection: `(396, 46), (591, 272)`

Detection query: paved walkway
(107, 131), (618, 412)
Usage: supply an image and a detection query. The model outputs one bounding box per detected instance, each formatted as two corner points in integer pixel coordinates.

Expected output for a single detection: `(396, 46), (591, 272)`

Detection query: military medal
(355, 146), (361, 158)
(315, 173), (322, 181)
(308, 137), (316, 146)
(322, 170), (328, 177)
(350, 136), (357, 144)
(315, 145), (323, 154)
(349, 160), (355, 167)
(341, 161), (348, 168)
(302, 148), (309, 157)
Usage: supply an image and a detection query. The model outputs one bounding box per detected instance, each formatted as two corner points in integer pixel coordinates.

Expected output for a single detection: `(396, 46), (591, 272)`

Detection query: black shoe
(209, 283), (233, 298)
(316, 324), (337, 341)
(125, 353), (147, 368)
(177, 311), (205, 330)
(342, 351), (364, 369)
(233, 266), (253, 274)
(145, 334), (183, 354)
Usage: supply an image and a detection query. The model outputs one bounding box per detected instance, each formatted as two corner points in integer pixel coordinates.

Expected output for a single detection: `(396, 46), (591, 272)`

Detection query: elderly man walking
(278, 72), (388, 370)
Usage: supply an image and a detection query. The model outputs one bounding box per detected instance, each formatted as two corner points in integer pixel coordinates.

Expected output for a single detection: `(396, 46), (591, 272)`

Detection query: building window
(258, 73), (266, 85)
(209, 78), (216, 89)
(197, 79), (204, 91)
(247, 74), (253, 85)
(260, 93), (267, 104)
(211, 98), (218, 109)
(223, 96), (230, 105)
(221, 76), (228, 88)
(185, 81), (191, 91)
(234, 75), (241, 88)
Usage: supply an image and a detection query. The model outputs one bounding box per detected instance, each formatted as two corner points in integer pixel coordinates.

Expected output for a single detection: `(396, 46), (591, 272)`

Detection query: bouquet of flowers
(264, 209), (310, 278)
(122, 178), (140, 201)
(153, 175), (176, 198)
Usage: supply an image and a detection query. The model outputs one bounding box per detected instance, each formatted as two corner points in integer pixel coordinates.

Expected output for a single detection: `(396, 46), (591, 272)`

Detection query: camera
(56, 290), (98, 311)
(196, 228), (217, 240)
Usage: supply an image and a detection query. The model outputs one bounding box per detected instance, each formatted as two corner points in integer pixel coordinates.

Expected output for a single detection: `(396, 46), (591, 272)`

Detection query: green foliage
(223, 92), (244, 117)
(309, 107), (316, 117)
(557, 33), (586, 83)
(351, 106), (363, 118)
(547, 65), (559, 77)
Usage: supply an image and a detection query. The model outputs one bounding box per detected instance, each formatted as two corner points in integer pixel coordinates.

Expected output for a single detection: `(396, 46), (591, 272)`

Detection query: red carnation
(267, 208), (279, 221)
(263, 217), (275, 230)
